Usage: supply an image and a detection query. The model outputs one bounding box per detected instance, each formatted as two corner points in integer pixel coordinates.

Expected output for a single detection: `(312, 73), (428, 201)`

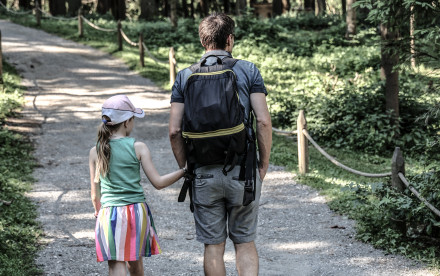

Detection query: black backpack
(178, 55), (257, 210)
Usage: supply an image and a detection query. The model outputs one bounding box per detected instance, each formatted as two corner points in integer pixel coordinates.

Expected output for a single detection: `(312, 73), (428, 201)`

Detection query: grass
(0, 63), (42, 275)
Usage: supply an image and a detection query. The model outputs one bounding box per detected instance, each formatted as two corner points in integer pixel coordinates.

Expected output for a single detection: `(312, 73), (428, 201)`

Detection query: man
(169, 13), (272, 276)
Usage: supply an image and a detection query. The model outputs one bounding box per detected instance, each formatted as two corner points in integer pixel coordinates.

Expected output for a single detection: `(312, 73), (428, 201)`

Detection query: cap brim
(133, 108), (145, 118)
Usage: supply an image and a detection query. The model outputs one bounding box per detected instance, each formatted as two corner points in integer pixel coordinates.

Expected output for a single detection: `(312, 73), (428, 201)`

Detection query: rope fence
(81, 16), (117, 32)
(303, 129), (392, 178)
(398, 172), (440, 217)
(38, 7), (76, 21)
(272, 110), (440, 218)
(0, 1), (32, 15)
(120, 29), (138, 46)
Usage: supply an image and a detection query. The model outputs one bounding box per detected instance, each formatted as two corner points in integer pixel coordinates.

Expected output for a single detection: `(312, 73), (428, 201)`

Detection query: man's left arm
(250, 93), (272, 180)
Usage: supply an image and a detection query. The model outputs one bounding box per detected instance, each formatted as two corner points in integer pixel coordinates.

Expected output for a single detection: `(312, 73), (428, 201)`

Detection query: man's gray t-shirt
(170, 50), (267, 123)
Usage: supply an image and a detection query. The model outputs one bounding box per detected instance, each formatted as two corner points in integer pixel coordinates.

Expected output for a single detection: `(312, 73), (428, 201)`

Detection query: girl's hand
(94, 210), (99, 218)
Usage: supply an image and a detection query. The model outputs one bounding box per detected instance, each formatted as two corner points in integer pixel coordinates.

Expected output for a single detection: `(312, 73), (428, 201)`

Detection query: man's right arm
(250, 93), (272, 180)
(169, 102), (186, 168)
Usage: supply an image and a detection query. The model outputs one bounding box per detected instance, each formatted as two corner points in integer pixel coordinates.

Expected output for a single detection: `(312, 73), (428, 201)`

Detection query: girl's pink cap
(101, 95), (145, 125)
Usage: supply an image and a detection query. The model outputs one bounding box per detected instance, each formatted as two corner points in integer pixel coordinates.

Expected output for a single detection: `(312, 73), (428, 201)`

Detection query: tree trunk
(110, 0), (126, 20)
(199, 0), (209, 16)
(162, 0), (169, 17)
(272, 0), (282, 16)
(18, 0), (31, 9)
(304, 0), (314, 12)
(49, 0), (66, 16)
(345, 0), (356, 38)
(410, 4), (416, 68)
(35, 0), (42, 9)
(190, 0), (194, 17)
(282, 0), (290, 13)
(315, 0), (326, 15)
(182, 0), (188, 17)
(140, 0), (157, 20)
(235, 0), (246, 15)
(96, 0), (110, 14)
(67, 0), (81, 16)
(380, 24), (400, 123)
(170, 0), (177, 27)
(341, 0), (346, 16)
(224, 0), (230, 13)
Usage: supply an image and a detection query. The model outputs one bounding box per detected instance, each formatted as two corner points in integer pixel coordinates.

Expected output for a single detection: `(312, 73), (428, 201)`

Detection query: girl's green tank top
(99, 137), (145, 207)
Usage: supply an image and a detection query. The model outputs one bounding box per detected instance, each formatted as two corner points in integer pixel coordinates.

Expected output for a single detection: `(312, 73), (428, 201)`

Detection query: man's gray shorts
(192, 164), (263, 244)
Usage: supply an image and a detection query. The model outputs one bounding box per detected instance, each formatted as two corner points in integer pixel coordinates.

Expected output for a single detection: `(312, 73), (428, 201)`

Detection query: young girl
(88, 95), (185, 276)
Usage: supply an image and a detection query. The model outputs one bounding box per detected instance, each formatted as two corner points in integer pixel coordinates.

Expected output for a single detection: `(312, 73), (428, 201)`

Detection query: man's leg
(204, 241), (226, 276)
(234, 241), (259, 276)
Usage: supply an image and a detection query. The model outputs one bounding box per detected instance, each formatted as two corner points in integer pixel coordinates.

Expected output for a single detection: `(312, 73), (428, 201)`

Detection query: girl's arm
(135, 142), (185, 190)
(89, 147), (101, 217)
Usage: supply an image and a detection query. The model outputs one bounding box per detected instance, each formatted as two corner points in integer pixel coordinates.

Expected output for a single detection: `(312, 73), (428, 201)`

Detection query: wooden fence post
(117, 20), (123, 51)
(35, 1), (41, 27)
(169, 47), (176, 85)
(78, 7), (83, 37)
(139, 33), (144, 67)
(297, 110), (309, 174)
(0, 30), (3, 84)
(391, 147), (405, 192)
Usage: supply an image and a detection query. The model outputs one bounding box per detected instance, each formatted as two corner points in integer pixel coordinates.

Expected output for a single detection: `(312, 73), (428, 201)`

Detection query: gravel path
(2, 20), (439, 276)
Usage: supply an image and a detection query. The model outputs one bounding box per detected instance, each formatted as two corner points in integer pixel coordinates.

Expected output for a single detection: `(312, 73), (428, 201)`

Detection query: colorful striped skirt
(95, 202), (162, 262)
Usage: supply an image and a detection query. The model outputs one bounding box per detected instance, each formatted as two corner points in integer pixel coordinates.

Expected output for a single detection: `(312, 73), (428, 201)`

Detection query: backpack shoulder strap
(189, 62), (202, 73)
(222, 57), (239, 69)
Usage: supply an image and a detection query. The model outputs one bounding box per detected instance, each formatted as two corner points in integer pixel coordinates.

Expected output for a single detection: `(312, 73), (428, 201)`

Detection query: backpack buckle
(244, 179), (254, 192)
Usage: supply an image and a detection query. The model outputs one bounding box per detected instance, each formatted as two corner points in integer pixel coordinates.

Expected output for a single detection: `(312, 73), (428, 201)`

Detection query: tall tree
(380, 23), (400, 121)
(182, 0), (189, 17)
(356, 0), (406, 126)
(282, 0), (290, 13)
(236, 0), (246, 15)
(224, 0), (230, 13)
(341, 0), (346, 16)
(67, 0), (81, 16)
(272, 0), (283, 16)
(18, 0), (31, 10)
(170, 0), (177, 27)
(96, 0), (110, 14)
(49, 0), (66, 15)
(190, 0), (194, 17)
(199, 0), (209, 16)
(139, 0), (157, 20)
(304, 0), (314, 12)
(345, 0), (356, 38)
(110, 0), (126, 20)
(315, 0), (326, 15)
(409, 4), (416, 68)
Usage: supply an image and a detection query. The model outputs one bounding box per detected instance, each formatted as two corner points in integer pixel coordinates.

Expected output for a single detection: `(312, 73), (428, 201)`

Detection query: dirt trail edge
(1, 20), (438, 276)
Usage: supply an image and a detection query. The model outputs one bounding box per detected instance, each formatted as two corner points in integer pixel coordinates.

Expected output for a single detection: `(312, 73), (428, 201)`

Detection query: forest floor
(2, 19), (439, 276)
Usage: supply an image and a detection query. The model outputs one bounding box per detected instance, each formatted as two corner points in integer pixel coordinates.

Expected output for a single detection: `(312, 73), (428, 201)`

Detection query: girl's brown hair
(96, 115), (123, 177)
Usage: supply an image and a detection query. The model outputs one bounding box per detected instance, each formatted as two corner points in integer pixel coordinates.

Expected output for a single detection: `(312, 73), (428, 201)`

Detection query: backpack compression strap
(241, 112), (257, 206)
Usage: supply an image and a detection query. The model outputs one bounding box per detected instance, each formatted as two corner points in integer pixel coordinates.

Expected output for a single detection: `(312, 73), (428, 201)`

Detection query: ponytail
(96, 116), (122, 178)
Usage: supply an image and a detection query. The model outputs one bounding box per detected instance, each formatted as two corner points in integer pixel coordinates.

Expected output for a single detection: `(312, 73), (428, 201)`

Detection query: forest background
(0, 0), (440, 275)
